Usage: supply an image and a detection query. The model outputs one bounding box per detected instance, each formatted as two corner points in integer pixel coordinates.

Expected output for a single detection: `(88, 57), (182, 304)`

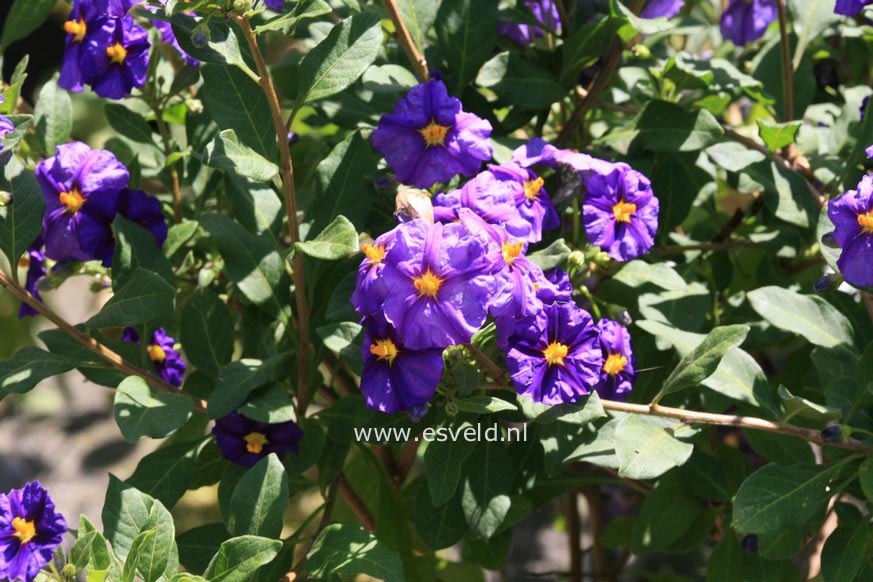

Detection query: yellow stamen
(419, 121), (449, 147)
(523, 177), (544, 202)
(603, 353), (628, 376)
(362, 243), (386, 265)
(543, 341), (569, 366)
(413, 270), (443, 298)
(64, 18), (87, 43)
(19, 257), (30, 268)
(147, 344), (166, 364)
(106, 42), (127, 65)
(243, 432), (269, 454)
(12, 517), (36, 544)
(369, 338), (399, 365)
(612, 201), (637, 223)
(858, 211), (873, 234)
(59, 187), (86, 214)
(502, 241), (524, 266)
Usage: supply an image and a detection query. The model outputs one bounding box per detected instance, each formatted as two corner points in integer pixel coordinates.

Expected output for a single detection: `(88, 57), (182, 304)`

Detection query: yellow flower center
(369, 338), (399, 364)
(19, 256), (30, 268)
(858, 211), (873, 234)
(419, 121), (449, 147)
(603, 353), (628, 376)
(523, 177), (544, 201)
(106, 42), (128, 65)
(243, 432), (269, 454)
(413, 270), (443, 298)
(543, 341), (569, 366)
(612, 201), (637, 223)
(362, 243), (386, 265)
(59, 187), (86, 214)
(147, 344), (166, 364)
(12, 517), (36, 544)
(64, 18), (87, 43)
(501, 241), (524, 266)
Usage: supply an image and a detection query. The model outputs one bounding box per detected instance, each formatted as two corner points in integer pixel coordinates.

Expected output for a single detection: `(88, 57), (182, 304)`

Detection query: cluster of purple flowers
(0, 482), (67, 582)
(123, 327), (187, 387)
(60, 0), (150, 99)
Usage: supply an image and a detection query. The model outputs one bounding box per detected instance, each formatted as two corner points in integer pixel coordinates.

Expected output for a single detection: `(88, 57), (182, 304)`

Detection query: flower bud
(395, 188), (434, 224)
(813, 273), (843, 294)
(821, 231), (840, 249)
(741, 535), (758, 554)
(191, 23), (211, 48)
(567, 250), (587, 270)
(0, 191), (12, 207)
(821, 425), (844, 443)
(185, 98), (204, 114)
(408, 403), (428, 422)
(287, 130), (299, 145)
(62, 563), (78, 578)
(374, 176), (395, 193)
(233, 0), (253, 12)
(633, 44), (651, 59)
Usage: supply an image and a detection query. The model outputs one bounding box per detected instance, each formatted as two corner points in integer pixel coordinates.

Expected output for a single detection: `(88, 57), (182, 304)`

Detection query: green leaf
(164, 220), (199, 258)
(414, 486), (467, 551)
(424, 421), (476, 506)
(436, 0), (498, 92)
(228, 455), (289, 538)
(0, 155), (45, 267)
(203, 129), (279, 182)
(255, 0), (332, 35)
(237, 382), (295, 424)
(208, 356), (286, 419)
(0, 347), (78, 399)
(33, 77), (73, 155)
(178, 523), (230, 575)
(1, 0), (56, 48)
(526, 238), (571, 271)
(747, 286), (854, 349)
(702, 348), (779, 415)
(461, 441), (512, 538)
(630, 472), (703, 554)
(224, 174), (283, 238)
(733, 463), (834, 534)
(477, 52), (566, 110)
(659, 325), (750, 397)
(634, 100), (724, 152)
(0, 114), (33, 153)
(560, 16), (624, 86)
(777, 385), (841, 423)
(112, 216), (175, 291)
(454, 396), (518, 414)
(859, 456), (873, 503)
(705, 141), (767, 173)
(821, 519), (868, 582)
(200, 213), (290, 318)
(124, 527), (172, 582)
(203, 536), (282, 582)
(296, 215), (359, 259)
(105, 103), (156, 145)
(612, 260), (687, 291)
(170, 16), (254, 77)
(87, 269), (175, 329)
(102, 476), (177, 563)
(114, 376), (194, 441)
(306, 524), (403, 582)
(614, 415), (694, 479)
(127, 440), (202, 508)
(312, 130), (377, 234)
(519, 391), (606, 425)
(396, 0), (438, 52)
(297, 12), (384, 104)
(180, 291), (235, 378)
(201, 65), (277, 161)
(756, 120), (802, 152)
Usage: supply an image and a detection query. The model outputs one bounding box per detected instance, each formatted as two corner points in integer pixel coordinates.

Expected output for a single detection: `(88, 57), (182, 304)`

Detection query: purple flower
(36, 142), (127, 265)
(505, 302), (603, 405)
(371, 80), (493, 189)
(361, 315), (444, 414)
(0, 114), (13, 151)
(80, 14), (150, 99)
(537, 268), (573, 304)
(835, 0), (872, 15)
(827, 175), (873, 287)
(720, 0), (777, 46)
(498, 0), (561, 45)
(583, 164), (659, 262)
(0, 481), (67, 582)
(490, 162), (561, 236)
(378, 218), (499, 350)
(118, 189), (169, 247)
(17, 238), (46, 319)
(351, 229), (401, 317)
(123, 328), (186, 387)
(212, 413), (303, 468)
(153, 24), (199, 67)
(641, 0), (685, 18)
(59, 0), (108, 93)
(263, 0), (285, 9)
(592, 319), (636, 401)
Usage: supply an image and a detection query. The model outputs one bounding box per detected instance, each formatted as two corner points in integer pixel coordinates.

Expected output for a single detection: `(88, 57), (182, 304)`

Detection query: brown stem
(169, 167), (182, 224)
(467, 344), (506, 383)
(337, 473), (376, 532)
(775, 0), (794, 122)
(566, 491), (582, 582)
(0, 268), (205, 411)
(582, 487), (608, 582)
(381, 0), (429, 82)
(395, 438), (420, 484)
(291, 480), (339, 577)
(600, 399), (870, 454)
(557, 44), (621, 147)
(233, 14), (313, 418)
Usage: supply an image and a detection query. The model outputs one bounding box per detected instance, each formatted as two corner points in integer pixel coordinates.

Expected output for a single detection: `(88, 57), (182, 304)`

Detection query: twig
(557, 43), (621, 147)
(395, 439), (420, 484)
(581, 487), (607, 582)
(775, 0), (794, 122)
(599, 399), (870, 454)
(337, 473), (376, 532)
(467, 344), (507, 382)
(566, 491), (582, 582)
(381, 0), (429, 82)
(0, 268), (205, 411)
(291, 481), (339, 577)
(233, 14), (313, 418)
